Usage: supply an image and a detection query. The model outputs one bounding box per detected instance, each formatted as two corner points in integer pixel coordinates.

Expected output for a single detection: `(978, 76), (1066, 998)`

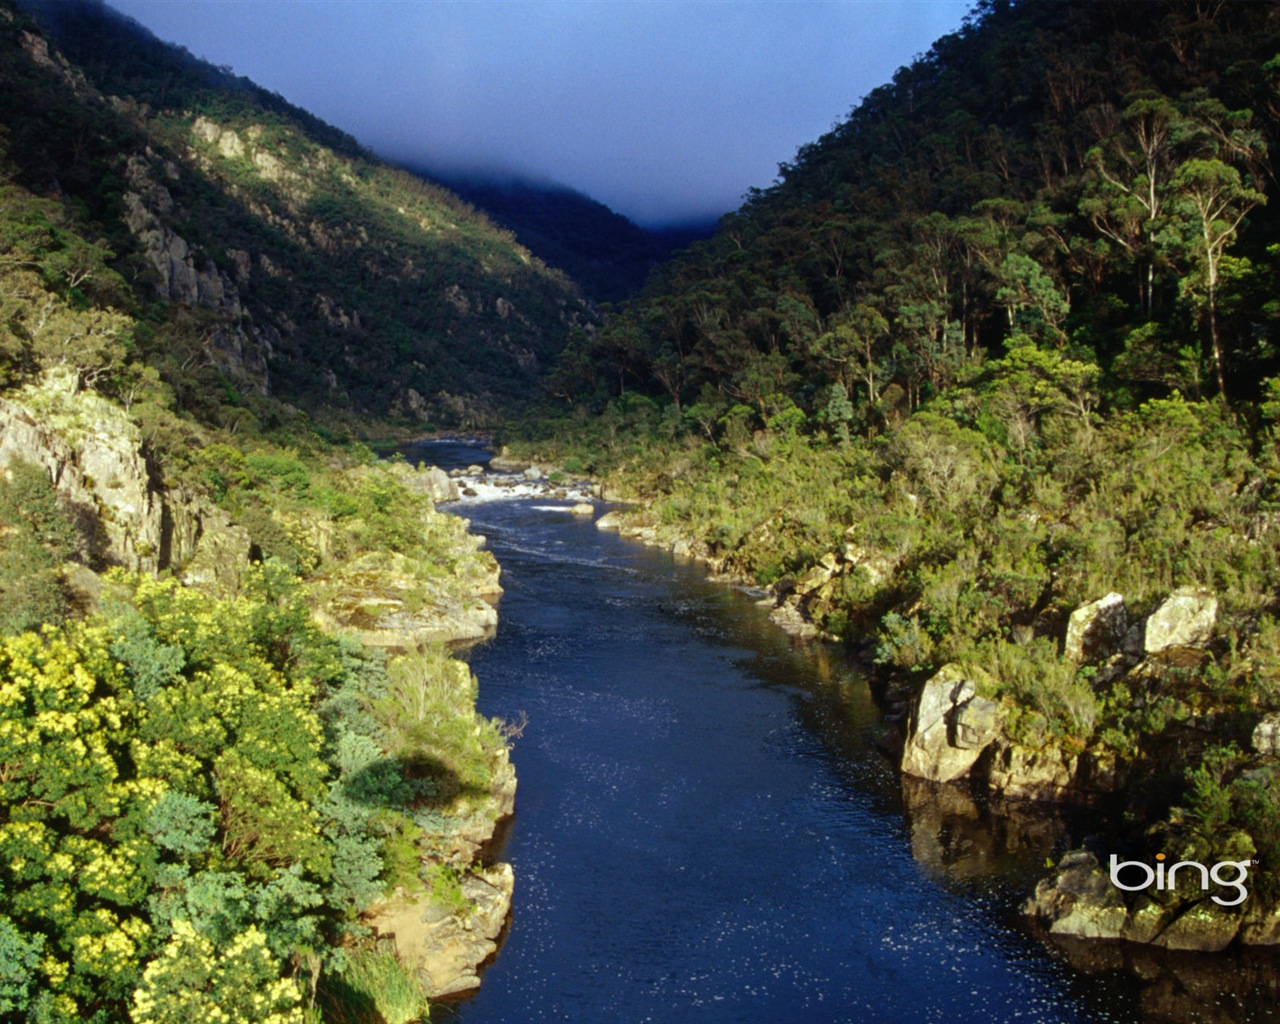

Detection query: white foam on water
(447, 474), (594, 505)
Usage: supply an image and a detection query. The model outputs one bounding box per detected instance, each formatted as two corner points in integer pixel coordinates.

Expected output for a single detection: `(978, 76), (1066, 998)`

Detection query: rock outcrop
(366, 742), (517, 999)
(310, 550), (501, 650)
(121, 154), (271, 394)
(371, 863), (514, 999)
(900, 663), (1000, 782)
(1142, 587), (1218, 654)
(1064, 592), (1128, 664)
(0, 393), (203, 574)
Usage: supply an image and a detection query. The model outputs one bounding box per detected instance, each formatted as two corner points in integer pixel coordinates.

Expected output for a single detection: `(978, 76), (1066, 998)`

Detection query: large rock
(901, 663), (1000, 782)
(1251, 712), (1280, 756)
(369, 862), (514, 999)
(985, 739), (1079, 802)
(1023, 849), (1128, 939)
(1144, 587), (1217, 654)
(1064, 592), (1128, 664)
(383, 461), (460, 504)
(1153, 901), (1240, 952)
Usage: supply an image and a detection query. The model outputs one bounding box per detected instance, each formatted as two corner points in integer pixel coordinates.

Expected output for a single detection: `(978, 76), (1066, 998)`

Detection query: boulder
(423, 466), (461, 503)
(1251, 712), (1280, 756)
(985, 739), (1079, 802)
(569, 502), (595, 516)
(1144, 587), (1217, 654)
(1153, 901), (1240, 952)
(1023, 849), (1127, 940)
(1064, 592), (1128, 664)
(900, 663), (999, 782)
(595, 511), (624, 531)
(383, 461), (461, 504)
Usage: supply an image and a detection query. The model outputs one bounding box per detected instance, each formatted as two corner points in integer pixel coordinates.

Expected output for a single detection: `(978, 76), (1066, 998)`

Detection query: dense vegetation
(0, 2), (522, 1019)
(514, 0), (1280, 905)
(4, 0), (589, 427)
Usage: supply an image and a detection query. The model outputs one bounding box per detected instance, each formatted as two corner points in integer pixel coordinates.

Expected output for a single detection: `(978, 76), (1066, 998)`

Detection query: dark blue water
(401, 441), (1278, 1024)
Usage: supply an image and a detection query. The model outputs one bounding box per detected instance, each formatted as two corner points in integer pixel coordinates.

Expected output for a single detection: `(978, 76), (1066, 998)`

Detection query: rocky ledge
(369, 863), (515, 999)
(367, 744), (518, 999)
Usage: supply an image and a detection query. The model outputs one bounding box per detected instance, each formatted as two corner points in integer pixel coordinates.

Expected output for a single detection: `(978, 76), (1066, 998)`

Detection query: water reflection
(1044, 937), (1280, 1023)
(901, 777), (1067, 885)
(902, 774), (1280, 1022)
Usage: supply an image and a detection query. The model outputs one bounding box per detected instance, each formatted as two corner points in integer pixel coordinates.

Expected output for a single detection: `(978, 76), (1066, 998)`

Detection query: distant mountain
(5, 0), (591, 426)
(418, 170), (716, 304)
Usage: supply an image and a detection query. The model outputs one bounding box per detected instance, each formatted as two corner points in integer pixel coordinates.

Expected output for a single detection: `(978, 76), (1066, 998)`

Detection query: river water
(403, 440), (1280, 1024)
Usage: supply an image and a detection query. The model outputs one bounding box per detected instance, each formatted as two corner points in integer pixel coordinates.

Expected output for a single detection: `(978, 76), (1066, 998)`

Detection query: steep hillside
(6, 0), (591, 428)
(420, 170), (716, 303)
(517, 0), (1280, 954)
(0, 3), (532, 1018)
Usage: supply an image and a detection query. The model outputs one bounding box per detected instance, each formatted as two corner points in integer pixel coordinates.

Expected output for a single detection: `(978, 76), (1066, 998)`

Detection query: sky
(107, 0), (974, 227)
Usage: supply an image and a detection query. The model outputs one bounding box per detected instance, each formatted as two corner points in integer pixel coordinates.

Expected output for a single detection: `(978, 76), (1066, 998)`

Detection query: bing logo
(1109, 852), (1251, 907)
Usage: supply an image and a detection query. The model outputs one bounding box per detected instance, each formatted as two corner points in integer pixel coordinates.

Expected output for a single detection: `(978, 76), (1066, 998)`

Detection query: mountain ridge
(6, 0), (593, 429)
(412, 166), (717, 303)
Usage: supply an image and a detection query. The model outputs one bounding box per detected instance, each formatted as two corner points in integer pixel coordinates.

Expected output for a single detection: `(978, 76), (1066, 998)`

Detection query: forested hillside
(0, 2), (532, 1019)
(417, 172), (715, 304)
(517, 0), (1280, 948)
(6, 0), (590, 428)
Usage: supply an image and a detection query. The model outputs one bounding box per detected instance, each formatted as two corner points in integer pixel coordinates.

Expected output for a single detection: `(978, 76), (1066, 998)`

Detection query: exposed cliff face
(0, 388), (202, 573)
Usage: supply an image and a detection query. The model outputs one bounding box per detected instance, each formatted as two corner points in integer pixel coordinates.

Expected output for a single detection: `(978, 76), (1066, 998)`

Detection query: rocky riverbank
(479, 446), (1280, 965)
(0, 388), (525, 1003)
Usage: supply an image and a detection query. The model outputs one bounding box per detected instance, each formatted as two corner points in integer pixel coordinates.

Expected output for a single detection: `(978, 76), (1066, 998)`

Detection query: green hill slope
(0, 4), (536, 1018)
(517, 0), (1280, 958)
(5, 0), (591, 429)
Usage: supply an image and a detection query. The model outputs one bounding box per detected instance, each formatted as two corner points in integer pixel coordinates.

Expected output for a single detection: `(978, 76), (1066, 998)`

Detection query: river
(404, 440), (1280, 1024)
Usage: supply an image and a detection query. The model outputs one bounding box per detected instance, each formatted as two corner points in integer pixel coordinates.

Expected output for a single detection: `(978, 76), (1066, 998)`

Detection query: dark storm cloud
(107, 0), (972, 225)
